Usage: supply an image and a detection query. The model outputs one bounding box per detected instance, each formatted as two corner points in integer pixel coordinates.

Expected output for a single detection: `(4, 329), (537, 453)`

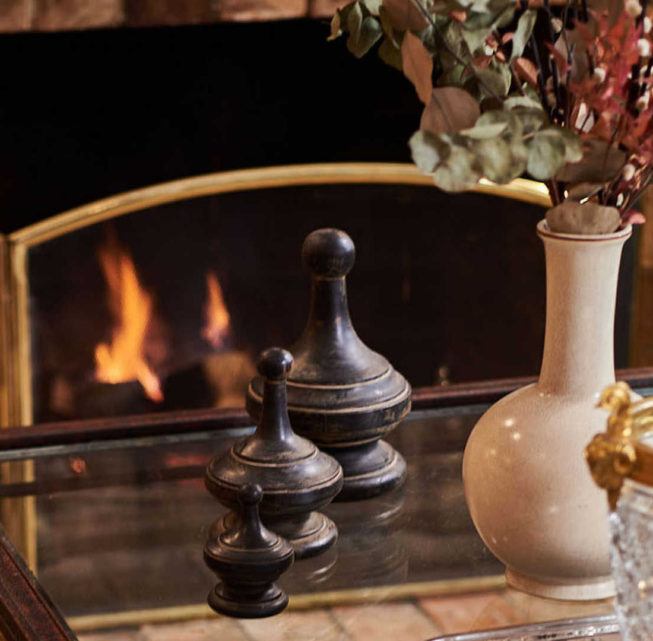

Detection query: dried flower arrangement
(330, 0), (652, 233)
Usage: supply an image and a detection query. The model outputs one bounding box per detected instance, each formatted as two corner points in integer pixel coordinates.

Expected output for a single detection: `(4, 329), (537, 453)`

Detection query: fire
(94, 239), (163, 402)
(202, 271), (231, 348)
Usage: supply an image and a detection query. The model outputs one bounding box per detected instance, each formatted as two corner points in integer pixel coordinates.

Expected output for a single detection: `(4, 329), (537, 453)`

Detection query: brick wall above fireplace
(0, 0), (340, 32)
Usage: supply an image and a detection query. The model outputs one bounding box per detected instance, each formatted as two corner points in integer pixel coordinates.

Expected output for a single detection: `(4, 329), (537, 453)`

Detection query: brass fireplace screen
(0, 162), (556, 432)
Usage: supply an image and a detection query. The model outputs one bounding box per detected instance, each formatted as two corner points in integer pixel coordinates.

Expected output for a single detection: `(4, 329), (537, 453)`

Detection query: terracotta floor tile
(331, 602), (440, 641)
(138, 617), (249, 641)
(419, 591), (522, 634)
(238, 609), (348, 641)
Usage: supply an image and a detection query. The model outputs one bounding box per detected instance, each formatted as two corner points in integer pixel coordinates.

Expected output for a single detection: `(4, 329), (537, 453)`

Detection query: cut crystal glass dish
(430, 614), (620, 640)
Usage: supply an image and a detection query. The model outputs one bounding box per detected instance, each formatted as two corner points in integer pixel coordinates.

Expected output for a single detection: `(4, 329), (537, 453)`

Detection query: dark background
(0, 18), (421, 232)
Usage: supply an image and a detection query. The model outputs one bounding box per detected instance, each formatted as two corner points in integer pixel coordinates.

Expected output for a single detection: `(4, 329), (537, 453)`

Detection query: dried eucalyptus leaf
(474, 136), (524, 183)
(556, 127), (583, 163)
(464, 11), (497, 30)
(512, 107), (547, 135)
(378, 37), (403, 70)
(555, 140), (626, 183)
(477, 109), (520, 131)
(329, 11), (343, 41)
(460, 122), (508, 138)
(402, 31), (433, 104)
(527, 129), (566, 180)
(510, 10), (536, 61)
(347, 15), (383, 57)
(420, 87), (481, 133)
(461, 26), (491, 54)
(409, 130), (451, 172)
(433, 145), (482, 190)
(504, 95), (543, 111)
(382, 0), (428, 31)
(363, 0), (383, 14)
(566, 182), (605, 201)
(513, 56), (539, 88)
(379, 6), (401, 46)
(546, 200), (621, 234)
(474, 66), (511, 98)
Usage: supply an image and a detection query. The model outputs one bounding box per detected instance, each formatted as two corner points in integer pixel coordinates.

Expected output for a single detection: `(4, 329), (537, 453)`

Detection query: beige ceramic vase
(463, 219), (633, 601)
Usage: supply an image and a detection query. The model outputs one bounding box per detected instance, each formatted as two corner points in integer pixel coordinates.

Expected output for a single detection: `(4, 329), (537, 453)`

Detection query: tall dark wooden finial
(247, 229), (412, 501)
(204, 483), (294, 618)
(206, 348), (343, 559)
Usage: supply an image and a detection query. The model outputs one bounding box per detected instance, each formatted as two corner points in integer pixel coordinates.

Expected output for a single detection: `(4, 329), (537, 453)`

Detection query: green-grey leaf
(346, 5), (383, 58)
(474, 66), (510, 98)
(460, 122), (508, 138)
(527, 129), (566, 180)
(555, 127), (583, 163)
(504, 95), (543, 111)
(433, 145), (482, 191)
(474, 136), (524, 183)
(477, 109), (520, 131)
(346, 3), (363, 39)
(461, 26), (491, 54)
(378, 37), (403, 70)
(328, 12), (343, 41)
(362, 0), (382, 15)
(409, 130), (451, 173)
(464, 11), (497, 30)
(512, 107), (547, 135)
(555, 140), (626, 183)
(379, 6), (401, 46)
(510, 10), (536, 61)
(546, 200), (621, 234)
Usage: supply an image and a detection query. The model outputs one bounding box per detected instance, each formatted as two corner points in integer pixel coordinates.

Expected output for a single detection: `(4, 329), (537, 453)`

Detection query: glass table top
(0, 399), (630, 641)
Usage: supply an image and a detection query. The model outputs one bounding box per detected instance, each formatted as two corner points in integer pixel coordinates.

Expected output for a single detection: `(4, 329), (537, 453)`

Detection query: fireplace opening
(25, 179), (578, 423)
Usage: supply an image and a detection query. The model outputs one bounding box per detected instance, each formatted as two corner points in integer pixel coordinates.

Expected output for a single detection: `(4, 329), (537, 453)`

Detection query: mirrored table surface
(0, 390), (641, 641)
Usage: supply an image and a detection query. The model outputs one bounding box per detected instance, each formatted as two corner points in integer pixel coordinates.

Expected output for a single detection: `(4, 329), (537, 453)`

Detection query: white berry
(625, 0), (642, 17)
(637, 38), (651, 57)
(592, 67), (607, 83)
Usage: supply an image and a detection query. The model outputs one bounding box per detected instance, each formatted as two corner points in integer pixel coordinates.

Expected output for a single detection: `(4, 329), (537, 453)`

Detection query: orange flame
(202, 271), (231, 349)
(94, 240), (163, 403)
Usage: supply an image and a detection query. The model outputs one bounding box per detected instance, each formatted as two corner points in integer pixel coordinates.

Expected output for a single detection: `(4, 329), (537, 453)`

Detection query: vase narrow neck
(537, 226), (630, 397)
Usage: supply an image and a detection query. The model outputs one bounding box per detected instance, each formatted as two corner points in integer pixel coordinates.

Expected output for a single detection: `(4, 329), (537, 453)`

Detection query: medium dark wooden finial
(247, 229), (412, 501)
(204, 483), (294, 618)
(206, 348), (343, 559)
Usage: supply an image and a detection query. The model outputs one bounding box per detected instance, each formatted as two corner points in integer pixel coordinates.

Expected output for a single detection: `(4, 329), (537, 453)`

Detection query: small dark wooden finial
(257, 347), (293, 380)
(247, 229), (412, 501)
(204, 483), (294, 619)
(302, 228), (355, 278)
(206, 347), (343, 559)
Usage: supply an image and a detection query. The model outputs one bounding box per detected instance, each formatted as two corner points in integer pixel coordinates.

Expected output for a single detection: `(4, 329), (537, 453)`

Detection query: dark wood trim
(0, 368), (652, 453)
(0, 527), (77, 641)
(411, 367), (653, 408)
(0, 406), (252, 451)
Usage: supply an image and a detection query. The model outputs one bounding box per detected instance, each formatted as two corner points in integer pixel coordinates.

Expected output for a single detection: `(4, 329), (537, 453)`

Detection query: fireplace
(4, 164), (559, 428)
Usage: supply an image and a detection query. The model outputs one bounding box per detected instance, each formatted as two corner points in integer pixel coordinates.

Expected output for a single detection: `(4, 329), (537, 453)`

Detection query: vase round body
(463, 219), (632, 601)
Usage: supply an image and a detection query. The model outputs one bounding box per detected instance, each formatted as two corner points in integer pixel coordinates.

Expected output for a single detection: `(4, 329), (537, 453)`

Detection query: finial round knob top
(302, 228), (355, 278)
(239, 483), (263, 506)
(257, 347), (293, 381)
